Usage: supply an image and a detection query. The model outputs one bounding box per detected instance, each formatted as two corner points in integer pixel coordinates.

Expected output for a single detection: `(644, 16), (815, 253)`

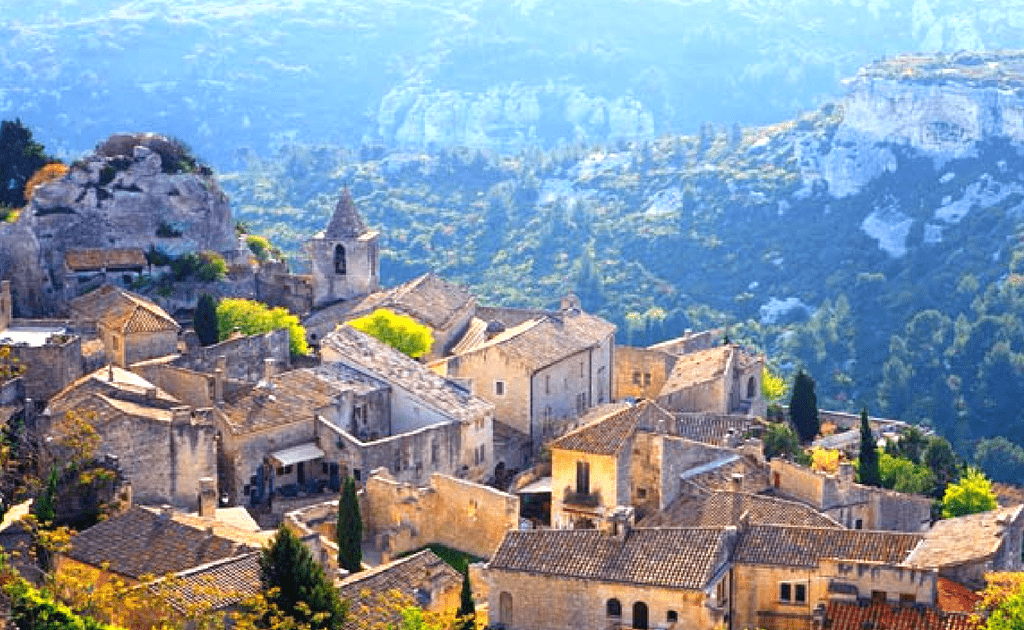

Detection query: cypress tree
(260, 525), (345, 630)
(858, 408), (881, 487)
(337, 476), (362, 573)
(456, 569), (476, 630)
(194, 293), (219, 346)
(788, 369), (820, 443)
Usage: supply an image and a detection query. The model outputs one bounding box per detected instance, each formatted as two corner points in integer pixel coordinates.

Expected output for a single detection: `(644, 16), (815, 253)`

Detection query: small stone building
(308, 188), (379, 309)
(656, 343), (765, 417)
(70, 285), (180, 367)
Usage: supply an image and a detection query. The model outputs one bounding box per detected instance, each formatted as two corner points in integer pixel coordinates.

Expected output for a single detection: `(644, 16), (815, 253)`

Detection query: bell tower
(309, 188), (379, 308)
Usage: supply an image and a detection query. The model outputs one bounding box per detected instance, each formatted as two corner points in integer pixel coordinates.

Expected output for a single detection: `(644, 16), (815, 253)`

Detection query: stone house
(69, 285), (180, 367)
(656, 343), (765, 417)
(43, 366), (217, 508)
(768, 458), (933, 532)
(613, 345), (677, 401)
(435, 297), (616, 464)
(63, 248), (148, 294)
(486, 519), (735, 630)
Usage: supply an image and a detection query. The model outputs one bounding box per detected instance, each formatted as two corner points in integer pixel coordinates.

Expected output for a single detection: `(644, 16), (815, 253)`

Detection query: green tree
(941, 467), (997, 519)
(349, 309), (433, 359)
(337, 476), (362, 574)
(857, 409), (881, 487)
(194, 294), (219, 347)
(216, 298), (308, 356)
(979, 573), (1024, 630)
(974, 437), (1024, 484)
(788, 369), (819, 443)
(878, 453), (935, 495)
(0, 119), (51, 208)
(456, 570), (476, 630)
(34, 466), (58, 524)
(260, 525), (346, 630)
(923, 435), (960, 497)
(763, 422), (801, 461)
(885, 425), (928, 464)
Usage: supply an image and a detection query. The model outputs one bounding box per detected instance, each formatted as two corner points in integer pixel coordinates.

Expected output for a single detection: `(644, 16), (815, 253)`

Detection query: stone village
(0, 134), (1019, 630)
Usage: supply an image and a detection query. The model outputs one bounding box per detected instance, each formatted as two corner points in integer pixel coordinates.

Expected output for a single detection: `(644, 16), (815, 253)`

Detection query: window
(495, 380), (505, 396)
(872, 591), (886, 604)
(334, 244), (347, 275)
(322, 462), (329, 474)
(636, 487), (647, 499)
(353, 468), (361, 481)
(576, 392), (587, 414)
(780, 583), (791, 602)
(747, 376), (757, 398)
(633, 371), (642, 385)
(606, 599), (621, 618)
(855, 518), (863, 530)
(666, 610), (678, 623)
(795, 584), (807, 603)
(900, 593), (916, 605)
(580, 362), (585, 378)
(431, 440), (439, 465)
(780, 582), (807, 603)
(545, 375), (550, 394)
(576, 461), (590, 495)
(643, 373), (652, 387)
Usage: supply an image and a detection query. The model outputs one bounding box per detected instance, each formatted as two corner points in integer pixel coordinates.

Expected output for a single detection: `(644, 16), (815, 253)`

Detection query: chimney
(213, 368), (224, 404)
(603, 505), (635, 540)
(559, 293), (581, 313)
(107, 362), (114, 382)
(198, 477), (217, 519)
(171, 406), (192, 425)
(0, 280), (10, 331)
(160, 504), (174, 520)
(263, 357), (276, 381)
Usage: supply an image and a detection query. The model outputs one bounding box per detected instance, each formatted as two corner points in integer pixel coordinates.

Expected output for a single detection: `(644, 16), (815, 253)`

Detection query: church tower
(309, 188), (379, 308)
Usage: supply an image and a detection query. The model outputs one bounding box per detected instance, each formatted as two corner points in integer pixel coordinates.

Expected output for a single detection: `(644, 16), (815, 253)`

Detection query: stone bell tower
(309, 188), (379, 308)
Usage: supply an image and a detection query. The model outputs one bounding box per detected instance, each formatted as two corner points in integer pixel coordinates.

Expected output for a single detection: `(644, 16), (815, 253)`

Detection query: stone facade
(3, 327), (82, 402)
(254, 261), (314, 315)
(309, 189), (379, 308)
(361, 471), (519, 562)
(613, 345), (676, 401)
(173, 328), (290, 382)
(656, 344), (765, 418)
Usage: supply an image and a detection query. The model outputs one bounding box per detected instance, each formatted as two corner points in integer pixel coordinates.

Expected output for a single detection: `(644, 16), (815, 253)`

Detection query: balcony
(563, 488), (601, 508)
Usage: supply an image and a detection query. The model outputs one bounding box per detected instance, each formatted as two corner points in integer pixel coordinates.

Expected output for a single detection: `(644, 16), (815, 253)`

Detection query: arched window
(606, 599), (622, 618)
(747, 376), (757, 398)
(632, 601), (649, 630)
(334, 244), (347, 275)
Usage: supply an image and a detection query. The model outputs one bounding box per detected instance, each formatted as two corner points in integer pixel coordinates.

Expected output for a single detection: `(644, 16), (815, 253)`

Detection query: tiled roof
(47, 367), (186, 425)
(659, 345), (734, 395)
(339, 550), (463, 630)
(551, 401), (671, 455)
(324, 188), (368, 239)
(905, 505), (1024, 569)
(65, 248), (147, 271)
(70, 285), (178, 334)
(68, 507), (258, 580)
(825, 600), (978, 630)
(154, 552), (262, 613)
(671, 413), (766, 446)
(734, 524), (922, 568)
(641, 491), (842, 529)
(937, 578), (982, 613)
(456, 310), (616, 373)
(218, 367), (358, 435)
(489, 527), (731, 590)
(322, 325), (493, 424)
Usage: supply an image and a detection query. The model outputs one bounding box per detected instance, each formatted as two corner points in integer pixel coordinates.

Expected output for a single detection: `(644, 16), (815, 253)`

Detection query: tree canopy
(259, 525), (346, 630)
(216, 298), (308, 356)
(788, 369), (819, 443)
(337, 476), (362, 574)
(760, 366), (788, 403)
(763, 422), (801, 461)
(941, 467), (997, 519)
(0, 119), (53, 208)
(194, 294), (219, 347)
(349, 309), (433, 359)
(857, 409), (881, 487)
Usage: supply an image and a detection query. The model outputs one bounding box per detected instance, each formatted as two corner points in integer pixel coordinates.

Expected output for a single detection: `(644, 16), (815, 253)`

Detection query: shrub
(349, 309), (433, 358)
(246, 234), (273, 262)
(170, 251), (227, 282)
(155, 221), (183, 238)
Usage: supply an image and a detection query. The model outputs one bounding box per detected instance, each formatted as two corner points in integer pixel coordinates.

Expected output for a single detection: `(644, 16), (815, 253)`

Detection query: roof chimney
(263, 357), (276, 381)
(213, 368), (224, 404)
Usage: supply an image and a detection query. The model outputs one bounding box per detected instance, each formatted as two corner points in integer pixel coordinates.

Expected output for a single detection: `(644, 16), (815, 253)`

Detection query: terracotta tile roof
(322, 325), (493, 424)
(339, 550), (463, 630)
(905, 505), (1024, 569)
(323, 188), (368, 239)
(825, 600), (978, 630)
(550, 401), (671, 455)
(937, 578), (982, 614)
(734, 524), (922, 568)
(153, 552), (262, 613)
(65, 248), (147, 271)
(672, 412), (766, 446)
(68, 507), (258, 580)
(680, 454), (768, 493)
(70, 285), (178, 334)
(489, 527), (731, 590)
(219, 367), (355, 435)
(659, 345), (734, 395)
(641, 491), (842, 529)
(456, 310), (616, 373)
(47, 367), (187, 425)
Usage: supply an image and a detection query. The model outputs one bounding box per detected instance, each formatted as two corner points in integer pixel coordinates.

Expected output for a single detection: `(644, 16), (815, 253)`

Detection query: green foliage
(145, 245), (172, 268)
(216, 298), (308, 356)
(194, 293), (219, 347)
(170, 251), (228, 282)
(941, 467), (997, 519)
(789, 369), (819, 443)
(763, 422), (801, 461)
(456, 570), (476, 630)
(0, 346), (25, 382)
(761, 366), (788, 404)
(0, 119), (51, 208)
(979, 574), (1024, 630)
(260, 525), (346, 630)
(247, 234), (273, 262)
(974, 436), (1024, 485)
(349, 309), (433, 359)
(885, 426), (928, 465)
(33, 466), (58, 524)
(156, 221), (183, 238)
(337, 476), (362, 573)
(923, 436), (960, 495)
(4, 574), (122, 630)
(857, 409), (881, 487)
(878, 453), (936, 495)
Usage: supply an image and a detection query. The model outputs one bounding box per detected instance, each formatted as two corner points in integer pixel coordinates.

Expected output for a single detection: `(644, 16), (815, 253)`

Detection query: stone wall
(6, 333), (83, 401)
(255, 264), (313, 316)
(613, 345), (675, 401)
(362, 471), (519, 562)
(657, 379), (725, 414)
(122, 330), (178, 367)
(0, 377), (23, 406)
(444, 348), (531, 438)
(175, 329), (289, 382)
(659, 437), (739, 509)
(530, 347), (609, 446)
(820, 559), (938, 605)
(283, 500), (341, 576)
(731, 563), (822, 630)
(550, 447), (619, 529)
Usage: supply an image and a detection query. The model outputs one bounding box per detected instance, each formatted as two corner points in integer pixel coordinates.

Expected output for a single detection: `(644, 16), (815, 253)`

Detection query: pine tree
(858, 408), (881, 487)
(194, 293), (219, 347)
(788, 369), (820, 443)
(337, 476), (362, 573)
(456, 569), (476, 630)
(260, 525), (345, 629)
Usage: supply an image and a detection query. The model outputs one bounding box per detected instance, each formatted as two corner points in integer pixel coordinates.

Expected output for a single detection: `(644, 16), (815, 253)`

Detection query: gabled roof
(47, 366), (187, 425)
(339, 550), (463, 630)
(734, 524), (923, 569)
(153, 552), (262, 613)
(68, 506), (258, 580)
(70, 285), (178, 334)
(659, 344), (749, 396)
(454, 310), (616, 373)
(324, 188), (368, 239)
(905, 504), (1024, 569)
(490, 527), (732, 591)
(825, 600), (977, 630)
(641, 491), (842, 529)
(550, 401), (671, 456)
(322, 325), (493, 424)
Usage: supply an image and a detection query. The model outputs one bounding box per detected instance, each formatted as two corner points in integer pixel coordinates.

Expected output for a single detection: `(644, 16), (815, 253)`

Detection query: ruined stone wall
(769, 459), (828, 510)
(821, 559), (938, 605)
(131, 363), (215, 408)
(255, 266), (313, 316)
(870, 490), (932, 532)
(6, 334), (83, 401)
(362, 472), (518, 561)
(613, 346), (675, 401)
(175, 329), (289, 382)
